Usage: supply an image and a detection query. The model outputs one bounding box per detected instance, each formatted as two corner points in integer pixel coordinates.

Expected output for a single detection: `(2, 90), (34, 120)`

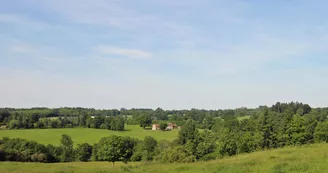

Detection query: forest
(1, 102), (328, 166)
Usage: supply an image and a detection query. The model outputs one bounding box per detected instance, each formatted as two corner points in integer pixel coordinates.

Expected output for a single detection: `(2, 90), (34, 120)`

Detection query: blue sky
(1, 0), (328, 109)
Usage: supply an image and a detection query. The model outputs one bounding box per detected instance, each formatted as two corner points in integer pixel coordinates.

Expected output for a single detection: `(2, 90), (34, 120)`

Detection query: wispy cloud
(94, 45), (152, 59)
(10, 44), (36, 53)
(160, 33), (322, 77)
(2, 0), (328, 109)
(0, 14), (49, 29)
(31, 0), (147, 29)
(42, 57), (64, 63)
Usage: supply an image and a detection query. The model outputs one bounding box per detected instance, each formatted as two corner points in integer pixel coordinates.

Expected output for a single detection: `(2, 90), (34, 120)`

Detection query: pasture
(1, 143), (328, 173)
(0, 125), (179, 146)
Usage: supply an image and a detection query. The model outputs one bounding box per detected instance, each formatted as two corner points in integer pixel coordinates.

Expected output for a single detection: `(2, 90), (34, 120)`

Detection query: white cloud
(30, 0), (145, 29)
(10, 44), (36, 53)
(0, 14), (49, 29)
(95, 45), (152, 59)
(42, 57), (64, 63)
(0, 14), (21, 23)
(159, 32), (322, 77)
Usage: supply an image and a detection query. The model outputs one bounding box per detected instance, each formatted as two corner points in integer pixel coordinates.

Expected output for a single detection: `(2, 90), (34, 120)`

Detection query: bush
(34, 122), (44, 129)
(130, 150), (142, 161)
(0, 149), (5, 161)
(159, 123), (168, 131)
(314, 121), (328, 142)
(31, 153), (47, 162)
(64, 124), (73, 128)
(156, 146), (196, 163)
(75, 143), (92, 162)
(0, 137), (57, 163)
(8, 120), (20, 129)
(199, 152), (218, 161)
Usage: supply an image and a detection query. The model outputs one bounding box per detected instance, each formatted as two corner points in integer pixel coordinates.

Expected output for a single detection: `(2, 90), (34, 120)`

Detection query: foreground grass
(1, 143), (328, 173)
(0, 125), (178, 146)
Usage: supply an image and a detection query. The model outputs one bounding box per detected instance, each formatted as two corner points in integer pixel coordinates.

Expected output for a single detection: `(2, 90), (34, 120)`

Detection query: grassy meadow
(1, 143), (328, 173)
(0, 125), (179, 146)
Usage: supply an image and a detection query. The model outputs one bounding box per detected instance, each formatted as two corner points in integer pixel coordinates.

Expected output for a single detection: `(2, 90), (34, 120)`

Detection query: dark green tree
(60, 134), (74, 162)
(8, 120), (20, 129)
(159, 122), (168, 131)
(178, 119), (199, 144)
(111, 116), (125, 131)
(203, 114), (215, 130)
(139, 114), (152, 129)
(96, 135), (135, 167)
(143, 136), (157, 153)
(303, 114), (318, 143)
(314, 121), (328, 142)
(75, 143), (92, 162)
(286, 114), (306, 145)
(219, 134), (238, 156)
(195, 130), (216, 159)
(97, 135), (122, 167)
(260, 108), (278, 149)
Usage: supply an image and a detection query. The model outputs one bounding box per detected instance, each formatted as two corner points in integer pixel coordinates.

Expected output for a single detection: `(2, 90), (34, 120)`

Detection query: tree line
(1, 102), (328, 165)
(0, 109), (125, 131)
(0, 106), (258, 130)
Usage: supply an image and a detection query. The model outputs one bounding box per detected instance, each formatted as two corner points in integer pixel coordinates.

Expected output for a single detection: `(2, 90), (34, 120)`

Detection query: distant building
(166, 123), (178, 130)
(152, 123), (178, 131)
(152, 124), (160, 130)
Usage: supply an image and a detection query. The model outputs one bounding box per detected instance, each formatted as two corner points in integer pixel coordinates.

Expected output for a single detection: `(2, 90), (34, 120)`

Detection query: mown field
(0, 125), (179, 146)
(1, 143), (328, 173)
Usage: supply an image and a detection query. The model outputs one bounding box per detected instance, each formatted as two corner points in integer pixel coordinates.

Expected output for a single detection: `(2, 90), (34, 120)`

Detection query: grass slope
(0, 125), (178, 146)
(1, 143), (328, 173)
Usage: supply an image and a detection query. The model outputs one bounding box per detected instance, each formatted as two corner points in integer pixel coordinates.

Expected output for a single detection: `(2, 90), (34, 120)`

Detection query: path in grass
(0, 125), (179, 146)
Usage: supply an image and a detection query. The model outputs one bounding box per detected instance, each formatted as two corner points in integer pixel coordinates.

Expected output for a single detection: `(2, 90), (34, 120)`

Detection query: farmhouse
(152, 123), (178, 130)
(166, 123), (178, 130)
(152, 124), (160, 130)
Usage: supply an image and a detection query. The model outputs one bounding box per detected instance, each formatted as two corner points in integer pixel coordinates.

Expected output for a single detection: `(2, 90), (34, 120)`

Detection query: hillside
(1, 143), (328, 173)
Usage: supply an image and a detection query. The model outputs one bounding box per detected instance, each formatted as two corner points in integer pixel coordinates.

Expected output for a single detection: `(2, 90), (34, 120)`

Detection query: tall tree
(141, 136), (158, 161)
(112, 116), (125, 131)
(203, 115), (215, 130)
(60, 134), (74, 162)
(260, 108), (277, 149)
(97, 135), (122, 167)
(139, 114), (152, 129)
(314, 121), (328, 142)
(143, 136), (157, 153)
(178, 119), (199, 144)
(195, 130), (216, 159)
(75, 143), (92, 162)
(159, 122), (168, 131)
(96, 135), (135, 167)
(286, 114), (306, 145)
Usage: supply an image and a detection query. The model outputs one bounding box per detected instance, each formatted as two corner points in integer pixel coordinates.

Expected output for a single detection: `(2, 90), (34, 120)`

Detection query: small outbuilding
(152, 124), (160, 130)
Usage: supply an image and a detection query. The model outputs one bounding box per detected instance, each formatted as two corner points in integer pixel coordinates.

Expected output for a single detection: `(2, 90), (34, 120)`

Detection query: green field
(0, 125), (179, 146)
(1, 143), (328, 173)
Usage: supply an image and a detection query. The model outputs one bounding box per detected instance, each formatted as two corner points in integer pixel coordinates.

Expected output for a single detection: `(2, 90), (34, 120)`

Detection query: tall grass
(1, 143), (328, 173)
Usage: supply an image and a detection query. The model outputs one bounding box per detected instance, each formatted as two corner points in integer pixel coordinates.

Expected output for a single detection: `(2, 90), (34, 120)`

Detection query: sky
(1, 0), (328, 110)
